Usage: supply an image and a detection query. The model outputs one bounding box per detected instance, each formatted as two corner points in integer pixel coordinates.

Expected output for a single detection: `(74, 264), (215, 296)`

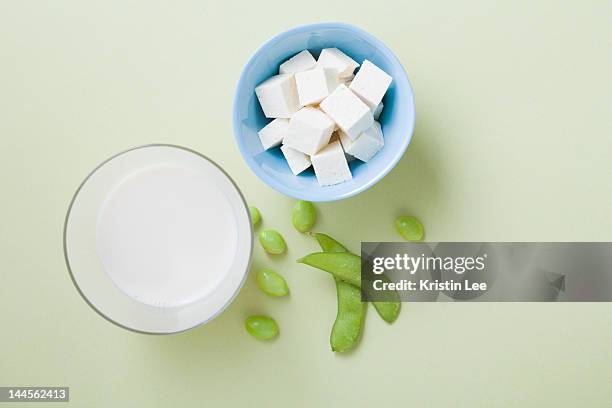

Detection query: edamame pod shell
(297, 252), (361, 287)
(312, 233), (365, 352)
(331, 279), (366, 352)
(362, 270), (401, 324)
(311, 232), (348, 253)
(371, 298), (401, 323)
(310, 233), (401, 325)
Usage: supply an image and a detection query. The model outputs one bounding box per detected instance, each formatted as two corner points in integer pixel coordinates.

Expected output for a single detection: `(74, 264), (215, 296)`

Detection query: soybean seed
(292, 200), (316, 232)
(245, 315), (279, 340)
(258, 229), (287, 255)
(256, 268), (289, 297)
(249, 206), (261, 226)
(395, 215), (424, 241)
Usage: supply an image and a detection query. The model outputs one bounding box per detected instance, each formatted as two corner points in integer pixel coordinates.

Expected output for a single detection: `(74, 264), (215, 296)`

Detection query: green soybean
(313, 233), (365, 353)
(258, 229), (286, 255)
(312, 232), (347, 253)
(371, 298), (400, 323)
(395, 215), (424, 241)
(292, 200), (316, 232)
(249, 206), (261, 227)
(331, 280), (365, 352)
(363, 267), (402, 324)
(297, 252), (361, 287)
(256, 268), (289, 297)
(308, 234), (401, 324)
(245, 315), (279, 340)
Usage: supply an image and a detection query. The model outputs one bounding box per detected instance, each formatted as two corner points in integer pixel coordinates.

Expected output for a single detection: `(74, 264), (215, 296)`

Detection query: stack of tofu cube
(255, 48), (392, 186)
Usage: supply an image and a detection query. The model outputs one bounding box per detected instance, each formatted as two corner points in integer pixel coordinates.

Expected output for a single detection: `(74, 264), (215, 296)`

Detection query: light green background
(1, 1), (611, 407)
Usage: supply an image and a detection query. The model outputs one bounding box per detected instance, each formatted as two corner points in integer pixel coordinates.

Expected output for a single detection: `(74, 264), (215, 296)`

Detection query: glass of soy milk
(64, 145), (252, 334)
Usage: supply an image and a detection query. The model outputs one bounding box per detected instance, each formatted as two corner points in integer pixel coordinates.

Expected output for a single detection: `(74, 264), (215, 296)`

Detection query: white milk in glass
(96, 164), (238, 308)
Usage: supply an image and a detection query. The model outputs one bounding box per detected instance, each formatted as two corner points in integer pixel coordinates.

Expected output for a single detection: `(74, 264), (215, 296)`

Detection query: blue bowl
(233, 22), (416, 202)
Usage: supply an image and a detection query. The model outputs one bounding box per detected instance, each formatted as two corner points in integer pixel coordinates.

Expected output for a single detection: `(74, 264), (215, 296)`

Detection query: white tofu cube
(349, 60), (392, 108)
(280, 145), (311, 175)
(283, 107), (335, 155)
(279, 50), (317, 74)
(311, 141), (352, 186)
(372, 102), (383, 120)
(258, 118), (289, 150)
(331, 132), (355, 162)
(338, 121), (384, 162)
(255, 74), (301, 119)
(295, 67), (339, 106)
(317, 48), (359, 78)
(319, 84), (373, 141)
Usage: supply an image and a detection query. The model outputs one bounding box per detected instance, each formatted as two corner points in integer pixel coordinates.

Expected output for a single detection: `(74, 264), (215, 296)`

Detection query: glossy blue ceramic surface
(233, 22), (415, 201)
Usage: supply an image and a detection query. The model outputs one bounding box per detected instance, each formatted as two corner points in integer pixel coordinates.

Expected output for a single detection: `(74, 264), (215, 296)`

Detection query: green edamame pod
(331, 280), (365, 352)
(256, 268), (289, 297)
(371, 298), (400, 323)
(297, 252), (361, 287)
(258, 229), (286, 255)
(395, 215), (424, 241)
(311, 232), (348, 253)
(245, 315), (279, 340)
(249, 206), (261, 227)
(292, 201), (316, 232)
(312, 233), (365, 352)
(308, 234), (401, 324)
(363, 271), (401, 324)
